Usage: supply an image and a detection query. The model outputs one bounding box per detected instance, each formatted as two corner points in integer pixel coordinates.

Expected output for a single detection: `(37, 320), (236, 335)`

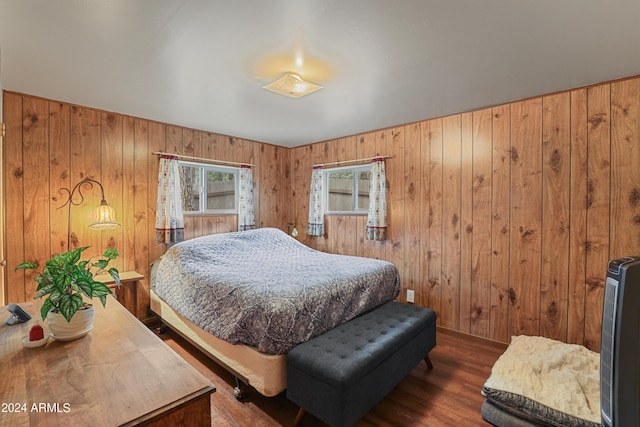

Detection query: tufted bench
(286, 301), (437, 427)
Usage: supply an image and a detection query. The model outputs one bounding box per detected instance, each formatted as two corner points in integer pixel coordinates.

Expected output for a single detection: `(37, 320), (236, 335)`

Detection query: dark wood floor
(158, 327), (507, 427)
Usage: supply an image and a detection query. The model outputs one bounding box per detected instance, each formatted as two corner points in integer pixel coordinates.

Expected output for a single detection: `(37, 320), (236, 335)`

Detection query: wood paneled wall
(290, 77), (640, 351)
(2, 92), (290, 319)
(3, 76), (640, 349)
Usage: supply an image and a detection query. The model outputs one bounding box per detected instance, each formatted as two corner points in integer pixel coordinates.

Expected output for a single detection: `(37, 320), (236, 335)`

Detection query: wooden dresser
(0, 297), (215, 426)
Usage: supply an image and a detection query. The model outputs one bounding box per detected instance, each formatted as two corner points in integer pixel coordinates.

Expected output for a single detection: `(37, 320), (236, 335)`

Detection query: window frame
(323, 164), (371, 215)
(179, 160), (239, 215)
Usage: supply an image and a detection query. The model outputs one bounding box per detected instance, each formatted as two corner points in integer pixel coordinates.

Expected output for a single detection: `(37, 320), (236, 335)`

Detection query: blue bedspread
(153, 228), (400, 354)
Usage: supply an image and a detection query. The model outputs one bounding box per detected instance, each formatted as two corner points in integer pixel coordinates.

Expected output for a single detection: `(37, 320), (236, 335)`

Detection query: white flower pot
(47, 304), (94, 341)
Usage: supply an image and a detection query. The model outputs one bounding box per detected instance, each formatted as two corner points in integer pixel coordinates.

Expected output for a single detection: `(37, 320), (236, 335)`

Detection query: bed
(149, 227), (400, 397)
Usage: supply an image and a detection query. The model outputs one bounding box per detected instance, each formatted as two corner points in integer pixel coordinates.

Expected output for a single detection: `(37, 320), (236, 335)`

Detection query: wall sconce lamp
(59, 178), (120, 247)
(288, 223), (299, 238)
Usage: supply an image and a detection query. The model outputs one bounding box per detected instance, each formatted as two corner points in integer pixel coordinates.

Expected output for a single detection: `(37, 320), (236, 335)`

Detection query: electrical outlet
(406, 289), (415, 304)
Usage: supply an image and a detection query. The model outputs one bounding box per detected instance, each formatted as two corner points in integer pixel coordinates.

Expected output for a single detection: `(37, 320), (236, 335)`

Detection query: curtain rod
(313, 155), (391, 168)
(152, 152), (255, 168)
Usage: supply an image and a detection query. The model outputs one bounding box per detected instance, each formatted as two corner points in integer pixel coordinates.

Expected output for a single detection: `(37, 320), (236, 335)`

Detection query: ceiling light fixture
(262, 72), (323, 99)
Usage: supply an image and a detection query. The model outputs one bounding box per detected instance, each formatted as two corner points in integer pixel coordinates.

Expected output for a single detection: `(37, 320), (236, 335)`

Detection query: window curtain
(307, 165), (325, 236)
(155, 155), (185, 244)
(238, 165), (255, 231)
(366, 157), (387, 241)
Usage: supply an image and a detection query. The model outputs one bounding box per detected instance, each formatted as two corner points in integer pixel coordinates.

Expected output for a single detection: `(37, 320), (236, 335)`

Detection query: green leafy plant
(15, 246), (120, 322)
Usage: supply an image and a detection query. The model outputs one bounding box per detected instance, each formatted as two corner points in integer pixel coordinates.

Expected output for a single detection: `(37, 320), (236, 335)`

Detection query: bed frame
(150, 289), (286, 398)
(147, 228), (401, 399)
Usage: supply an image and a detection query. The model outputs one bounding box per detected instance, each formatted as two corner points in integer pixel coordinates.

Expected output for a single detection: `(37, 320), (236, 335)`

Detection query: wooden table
(0, 297), (215, 426)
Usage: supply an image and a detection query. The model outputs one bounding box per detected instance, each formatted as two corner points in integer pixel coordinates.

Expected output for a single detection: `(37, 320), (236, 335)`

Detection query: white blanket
(483, 335), (601, 424)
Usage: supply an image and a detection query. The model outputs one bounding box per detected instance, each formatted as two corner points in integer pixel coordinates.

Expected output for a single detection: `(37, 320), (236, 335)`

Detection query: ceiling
(1, 1), (639, 148)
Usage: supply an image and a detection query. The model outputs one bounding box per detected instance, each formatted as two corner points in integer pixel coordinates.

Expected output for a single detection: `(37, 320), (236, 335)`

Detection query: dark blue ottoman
(286, 301), (437, 427)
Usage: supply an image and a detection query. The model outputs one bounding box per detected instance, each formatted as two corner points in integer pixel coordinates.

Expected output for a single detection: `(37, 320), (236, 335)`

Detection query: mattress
(152, 227), (400, 354)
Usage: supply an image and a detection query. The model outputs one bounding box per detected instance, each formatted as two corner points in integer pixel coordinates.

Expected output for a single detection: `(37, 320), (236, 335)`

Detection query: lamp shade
(89, 200), (120, 230)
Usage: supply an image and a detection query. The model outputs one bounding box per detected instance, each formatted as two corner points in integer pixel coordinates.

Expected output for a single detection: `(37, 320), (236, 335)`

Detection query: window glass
(178, 161), (238, 213)
(357, 170), (371, 210)
(328, 170), (354, 211)
(206, 171), (236, 210)
(325, 165), (370, 214)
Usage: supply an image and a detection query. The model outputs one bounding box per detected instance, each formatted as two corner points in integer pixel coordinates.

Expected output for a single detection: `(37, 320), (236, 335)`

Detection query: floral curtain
(238, 165), (255, 231)
(155, 155), (185, 244)
(307, 165), (325, 236)
(366, 157), (387, 241)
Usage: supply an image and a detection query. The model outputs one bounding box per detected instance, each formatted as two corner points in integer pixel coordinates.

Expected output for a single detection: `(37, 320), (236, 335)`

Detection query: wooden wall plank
(540, 92), (571, 341)
(280, 143), (291, 234)
(203, 131), (218, 160)
(509, 98), (543, 337)
(143, 121), (166, 317)
(166, 125), (182, 154)
(3, 92), (26, 302)
(182, 129), (202, 238)
(244, 139), (260, 231)
(441, 115), (462, 329)
(403, 123), (421, 304)
(384, 127), (405, 296)
(357, 132), (378, 258)
(327, 139), (339, 253)
(278, 144), (288, 232)
(202, 216), (216, 235)
(584, 84), (611, 351)
(69, 106), (102, 259)
(289, 147), (303, 243)
(567, 89), (588, 345)
(22, 98), (50, 298)
(290, 145), (312, 247)
(328, 139), (338, 253)
(419, 121), (432, 308)
(49, 101), (71, 256)
(101, 112), (124, 271)
(355, 156), (367, 257)
(459, 113), (473, 333)
(470, 109), (492, 338)
(611, 79), (640, 258)
(122, 117), (136, 274)
(427, 119), (443, 318)
(133, 119), (149, 310)
(490, 105), (511, 343)
(182, 129), (194, 157)
(310, 140), (331, 253)
(148, 121), (166, 264)
(342, 137), (358, 257)
(259, 144), (280, 234)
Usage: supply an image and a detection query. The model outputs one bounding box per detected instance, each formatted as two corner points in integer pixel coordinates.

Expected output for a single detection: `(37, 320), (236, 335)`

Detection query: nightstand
(94, 270), (143, 318)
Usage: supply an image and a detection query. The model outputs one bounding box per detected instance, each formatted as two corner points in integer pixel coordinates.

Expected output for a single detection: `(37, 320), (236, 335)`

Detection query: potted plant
(15, 246), (120, 340)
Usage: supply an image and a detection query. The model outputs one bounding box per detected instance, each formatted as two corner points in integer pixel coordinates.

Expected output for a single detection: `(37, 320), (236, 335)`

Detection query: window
(325, 165), (371, 214)
(179, 161), (238, 214)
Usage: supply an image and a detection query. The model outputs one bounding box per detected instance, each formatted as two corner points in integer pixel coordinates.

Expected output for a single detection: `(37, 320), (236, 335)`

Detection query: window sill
(325, 212), (368, 216)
